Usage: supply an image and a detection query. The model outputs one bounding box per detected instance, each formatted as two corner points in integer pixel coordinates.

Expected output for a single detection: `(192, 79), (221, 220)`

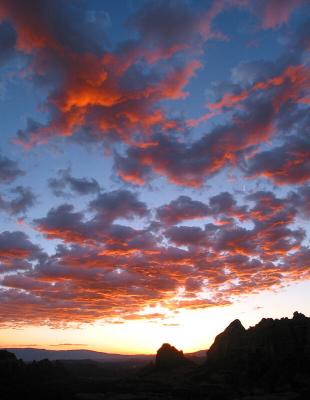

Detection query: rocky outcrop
(0, 350), (17, 361)
(205, 311), (310, 390)
(155, 343), (191, 370)
(207, 319), (246, 366)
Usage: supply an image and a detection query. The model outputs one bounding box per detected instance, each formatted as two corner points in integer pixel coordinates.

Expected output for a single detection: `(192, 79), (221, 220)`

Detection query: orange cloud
(189, 64), (310, 127)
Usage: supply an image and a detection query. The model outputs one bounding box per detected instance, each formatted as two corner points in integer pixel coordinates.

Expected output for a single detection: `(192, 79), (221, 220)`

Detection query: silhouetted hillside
(0, 351), (70, 400)
(0, 312), (309, 399)
(4, 347), (205, 363)
(0, 349), (17, 361)
(4, 347), (153, 362)
(201, 311), (310, 394)
(207, 311), (310, 370)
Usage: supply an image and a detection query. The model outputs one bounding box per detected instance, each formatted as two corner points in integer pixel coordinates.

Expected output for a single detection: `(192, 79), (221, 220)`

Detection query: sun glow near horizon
(1, 281), (309, 354)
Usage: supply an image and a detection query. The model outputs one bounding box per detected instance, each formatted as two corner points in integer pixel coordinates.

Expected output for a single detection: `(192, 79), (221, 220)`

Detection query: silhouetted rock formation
(0, 350), (70, 400)
(0, 349), (17, 361)
(155, 343), (191, 370)
(207, 319), (246, 366)
(1, 313), (309, 399)
(205, 311), (310, 392)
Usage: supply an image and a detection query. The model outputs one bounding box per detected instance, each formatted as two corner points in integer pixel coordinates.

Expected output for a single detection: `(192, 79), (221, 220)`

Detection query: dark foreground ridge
(1, 311), (309, 399)
(207, 311), (310, 370)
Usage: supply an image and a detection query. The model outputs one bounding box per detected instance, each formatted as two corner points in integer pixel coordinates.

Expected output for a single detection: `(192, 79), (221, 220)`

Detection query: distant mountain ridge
(2, 348), (152, 362)
(2, 347), (206, 362)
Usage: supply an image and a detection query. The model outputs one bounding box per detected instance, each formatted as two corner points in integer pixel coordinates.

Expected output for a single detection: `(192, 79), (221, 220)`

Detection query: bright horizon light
(1, 281), (309, 354)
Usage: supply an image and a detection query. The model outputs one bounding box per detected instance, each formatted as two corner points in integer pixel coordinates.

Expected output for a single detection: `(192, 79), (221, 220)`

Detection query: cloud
(128, 0), (231, 51)
(116, 96), (276, 186)
(246, 191), (288, 221)
(0, 0), (207, 148)
(156, 192), (247, 226)
(1, 0), (249, 150)
(48, 168), (100, 197)
(34, 190), (149, 245)
(0, 231), (40, 258)
(34, 204), (91, 244)
(0, 186), (36, 215)
(189, 63), (309, 127)
(89, 190), (149, 222)
(50, 343), (88, 347)
(0, 187), (308, 326)
(0, 230), (42, 272)
(165, 225), (206, 247)
(255, 0), (305, 30)
(0, 0), (109, 53)
(116, 26), (309, 188)
(14, 55), (201, 147)
(0, 153), (24, 184)
(209, 192), (247, 220)
(3, 0), (308, 194)
(0, 21), (16, 65)
(245, 133), (310, 184)
(156, 196), (209, 225)
(288, 185), (310, 217)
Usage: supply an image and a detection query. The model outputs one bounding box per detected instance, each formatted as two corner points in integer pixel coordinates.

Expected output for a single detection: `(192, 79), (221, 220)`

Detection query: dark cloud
(293, 18), (310, 53)
(209, 192), (247, 219)
(48, 168), (100, 197)
(245, 133), (310, 185)
(116, 97), (276, 186)
(35, 190), (149, 245)
(252, 0), (305, 30)
(128, 0), (207, 49)
(0, 0), (109, 54)
(0, 153), (24, 184)
(0, 230), (42, 273)
(288, 185), (310, 217)
(155, 192), (247, 227)
(0, 186), (36, 215)
(231, 60), (279, 86)
(89, 190), (149, 222)
(165, 225), (206, 247)
(15, 118), (46, 148)
(246, 191), (288, 221)
(156, 196), (209, 225)
(0, 21), (16, 65)
(34, 204), (90, 243)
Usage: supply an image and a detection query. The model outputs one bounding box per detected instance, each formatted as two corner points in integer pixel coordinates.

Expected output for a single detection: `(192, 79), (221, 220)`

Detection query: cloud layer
(0, 187), (309, 326)
(0, 0), (309, 328)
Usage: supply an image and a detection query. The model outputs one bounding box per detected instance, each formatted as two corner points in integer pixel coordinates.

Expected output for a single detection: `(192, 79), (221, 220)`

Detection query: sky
(0, 0), (309, 354)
